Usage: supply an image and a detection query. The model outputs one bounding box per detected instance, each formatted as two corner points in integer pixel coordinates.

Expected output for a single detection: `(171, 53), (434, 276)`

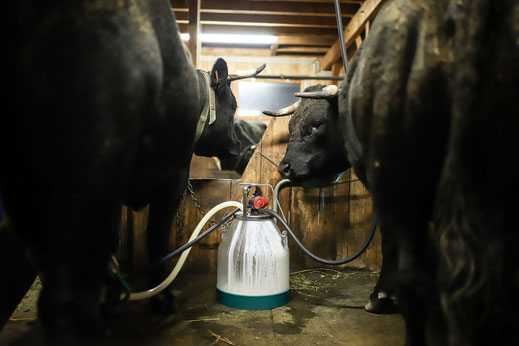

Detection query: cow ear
(211, 58), (229, 88)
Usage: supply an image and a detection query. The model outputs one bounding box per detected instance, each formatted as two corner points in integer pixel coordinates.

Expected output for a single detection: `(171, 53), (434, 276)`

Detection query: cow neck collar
(194, 70), (216, 144)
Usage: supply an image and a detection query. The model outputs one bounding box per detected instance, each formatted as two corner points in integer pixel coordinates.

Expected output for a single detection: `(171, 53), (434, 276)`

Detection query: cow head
(194, 58), (265, 160)
(263, 84), (350, 183)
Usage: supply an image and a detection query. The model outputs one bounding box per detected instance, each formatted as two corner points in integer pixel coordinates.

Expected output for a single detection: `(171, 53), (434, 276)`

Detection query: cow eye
(310, 123), (322, 135)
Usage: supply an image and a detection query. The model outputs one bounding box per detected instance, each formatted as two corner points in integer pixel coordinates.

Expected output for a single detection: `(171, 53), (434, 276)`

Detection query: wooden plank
(117, 206), (130, 267)
(199, 20), (337, 29)
(355, 35), (363, 49)
(175, 12), (351, 28)
(321, 0), (387, 70)
(193, 180), (233, 271)
(276, 35), (337, 47)
(171, 0), (360, 17)
(187, 0), (200, 67)
(333, 172), (353, 267)
(347, 44), (357, 61)
(166, 179), (237, 273)
(289, 187), (319, 269)
(276, 47), (329, 54)
(199, 9), (353, 18)
(331, 62), (343, 86)
(178, 23), (339, 36)
(246, 0), (364, 3)
(342, 170), (381, 270)
(173, 181), (200, 271)
(271, 43), (279, 56)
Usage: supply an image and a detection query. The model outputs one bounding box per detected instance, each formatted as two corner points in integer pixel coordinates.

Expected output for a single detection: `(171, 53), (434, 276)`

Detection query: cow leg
(37, 198), (121, 342)
(365, 227), (399, 314)
(0, 221), (37, 330)
(393, 218), (432, 346)
(146, 170), (189, 314)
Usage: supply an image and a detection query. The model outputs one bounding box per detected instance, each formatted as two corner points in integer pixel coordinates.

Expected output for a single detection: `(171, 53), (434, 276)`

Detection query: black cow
(0, 0), (263, 341)
(264, 0), (519, 345)
(218, 119), (267, 174)
(265, 84), (399, 315)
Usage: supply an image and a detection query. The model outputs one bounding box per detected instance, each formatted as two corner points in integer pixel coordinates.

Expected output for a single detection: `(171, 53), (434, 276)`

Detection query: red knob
(253, 196), (269, 209)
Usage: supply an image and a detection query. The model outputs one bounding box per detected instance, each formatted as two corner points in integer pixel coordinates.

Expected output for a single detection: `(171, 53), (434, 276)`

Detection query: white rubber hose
(128, 200), (243, 300)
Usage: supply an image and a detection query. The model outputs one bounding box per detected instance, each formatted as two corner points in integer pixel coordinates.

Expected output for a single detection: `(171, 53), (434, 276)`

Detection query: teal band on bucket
(216, 287), (290, 310)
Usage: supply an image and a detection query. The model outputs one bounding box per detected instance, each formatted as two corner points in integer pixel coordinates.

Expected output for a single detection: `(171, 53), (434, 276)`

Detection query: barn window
(237, 82), (300, 117)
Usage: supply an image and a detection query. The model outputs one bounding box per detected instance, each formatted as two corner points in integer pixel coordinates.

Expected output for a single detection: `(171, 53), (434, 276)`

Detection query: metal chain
(185, 179), (219, 227)
(186, 180), (206, 217)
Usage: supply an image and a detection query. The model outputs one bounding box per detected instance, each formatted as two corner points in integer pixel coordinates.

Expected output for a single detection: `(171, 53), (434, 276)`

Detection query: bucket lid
(234, 211), (273, 221)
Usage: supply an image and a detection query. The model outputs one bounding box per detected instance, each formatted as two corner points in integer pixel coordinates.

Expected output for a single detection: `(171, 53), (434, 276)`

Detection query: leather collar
(194, 70), (216, 144)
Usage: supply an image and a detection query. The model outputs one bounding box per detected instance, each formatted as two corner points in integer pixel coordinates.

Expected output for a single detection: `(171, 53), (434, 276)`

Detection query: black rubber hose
(258, 208), (377, 265)
(124, 209), (240, 279)
(334, 0), (349, 74)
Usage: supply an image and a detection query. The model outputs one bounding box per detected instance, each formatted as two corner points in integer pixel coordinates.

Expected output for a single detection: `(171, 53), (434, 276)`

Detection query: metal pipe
(254, 75), (343, 81)
(333, 0), (349, 74)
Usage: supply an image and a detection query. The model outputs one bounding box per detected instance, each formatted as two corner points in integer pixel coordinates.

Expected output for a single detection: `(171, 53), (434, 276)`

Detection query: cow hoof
(364, 291), (399, 314)
(149, 291), (178, 314)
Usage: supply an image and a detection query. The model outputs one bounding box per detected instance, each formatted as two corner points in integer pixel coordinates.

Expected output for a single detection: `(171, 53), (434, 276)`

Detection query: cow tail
(434, 0), (519, 345)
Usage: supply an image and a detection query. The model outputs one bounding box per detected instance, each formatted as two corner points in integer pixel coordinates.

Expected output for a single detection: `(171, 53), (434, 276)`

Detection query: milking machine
(118, 0), (370, 310)
(122, 182), (377, 311)
(216, 184), (290, 309)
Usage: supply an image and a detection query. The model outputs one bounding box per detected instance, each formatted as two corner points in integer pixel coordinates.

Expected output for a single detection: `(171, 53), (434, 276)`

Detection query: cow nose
(278, 162), (291, 178)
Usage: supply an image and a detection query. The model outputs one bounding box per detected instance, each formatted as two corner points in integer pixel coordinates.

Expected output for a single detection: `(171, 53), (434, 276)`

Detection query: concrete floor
(1, 268), (405, 345)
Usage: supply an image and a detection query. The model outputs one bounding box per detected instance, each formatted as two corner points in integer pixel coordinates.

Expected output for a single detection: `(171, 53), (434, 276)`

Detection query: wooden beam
(174, 12), (351, 28)
(200, 21), (335, 29)
(187, 0), (200, 67)
(246, 0), (363, 4)
(177, 23), (339, 36)
(331, 62), (343, 86)
(276, 47), (330, 54)
(171, 0), (359, 17)
(355, 35), (363, 49)
(270, 43), (279, 56)
(276, 35), (337, 46)
(347, 45), (357, 61)
(178, 33), (337, 48)
(199, 9), (352, 18)
(321, 0), (387, 70)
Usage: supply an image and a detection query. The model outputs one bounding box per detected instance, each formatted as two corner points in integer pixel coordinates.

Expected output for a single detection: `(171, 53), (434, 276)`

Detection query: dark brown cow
(0, 0), (263, 342)
(264, 0), (519, 344)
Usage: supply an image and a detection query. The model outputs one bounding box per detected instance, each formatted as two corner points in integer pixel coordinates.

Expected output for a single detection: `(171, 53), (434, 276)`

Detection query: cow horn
(228, 64), (266, 81)
(262, 100), (300, 117)
(294, 85), (339, 99)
